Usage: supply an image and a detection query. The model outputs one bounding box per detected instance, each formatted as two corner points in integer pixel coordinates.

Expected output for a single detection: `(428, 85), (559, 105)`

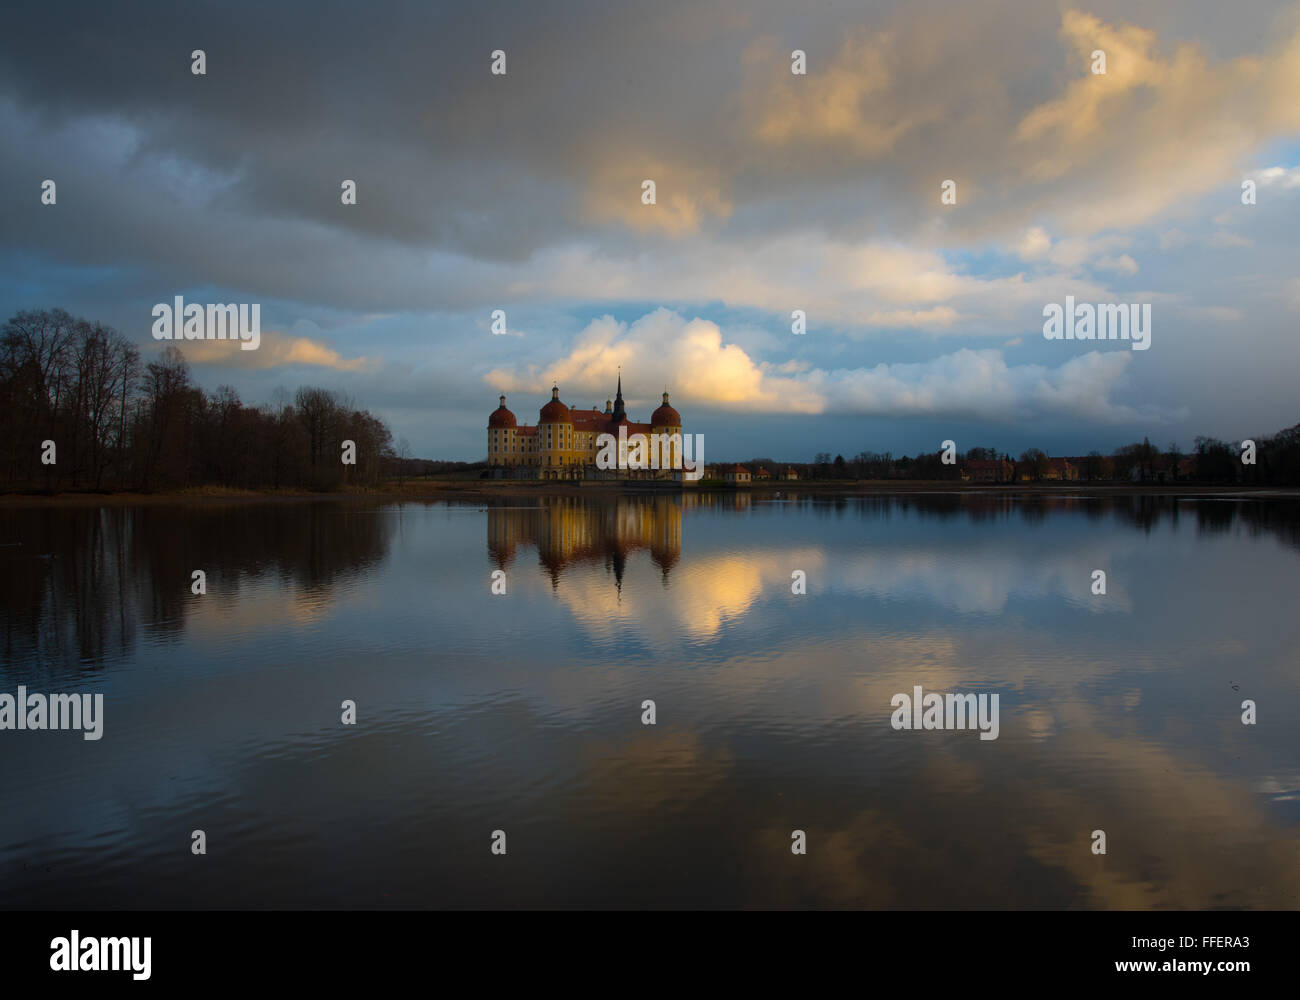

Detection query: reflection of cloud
(546, 531), (1136, 646)
(1254, 776), (1300, 802)
(834, 542), (1136, 615)
(645, 631), (1300, 908)
(554, 548), (828, 641)
(1017, 731), (1300, 909)
(576, 731), (736, 819)
(188, 580), (337, 637)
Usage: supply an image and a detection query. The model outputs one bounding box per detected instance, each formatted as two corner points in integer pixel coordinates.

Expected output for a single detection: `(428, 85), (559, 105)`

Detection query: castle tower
(651, 389), (683, 472)
(612, 373), (626, 423)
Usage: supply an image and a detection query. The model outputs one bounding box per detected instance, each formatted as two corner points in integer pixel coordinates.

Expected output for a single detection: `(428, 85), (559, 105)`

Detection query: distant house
(1044, 458), (1079, 481)
(961, 459), (1014, 483)
(726, 464), (752, 483)
(1129, 457), (1187, 483)
(755, 467), (771, 481)
(781, 466), (799, 481)
(1060, 456), (1100, 480)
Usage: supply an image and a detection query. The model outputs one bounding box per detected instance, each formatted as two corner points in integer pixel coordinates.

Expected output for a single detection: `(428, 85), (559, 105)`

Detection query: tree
(0, 308), (407, 493)
(1019, 448), (1048, 481)
(72, 322), (139, 488)
(1193, 436), (1235, 483)
(137, 346), (199, 489)
(396, 436), (412, 484)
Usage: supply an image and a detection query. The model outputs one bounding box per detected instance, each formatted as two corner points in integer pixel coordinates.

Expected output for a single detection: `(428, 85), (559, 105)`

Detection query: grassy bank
(3, 478), (1299, 505)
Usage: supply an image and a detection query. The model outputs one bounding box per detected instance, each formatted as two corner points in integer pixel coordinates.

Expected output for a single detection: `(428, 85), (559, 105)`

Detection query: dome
(539, 385), (571, 423)
(489, 395), (517, 428)
(651, 391), (680, 426)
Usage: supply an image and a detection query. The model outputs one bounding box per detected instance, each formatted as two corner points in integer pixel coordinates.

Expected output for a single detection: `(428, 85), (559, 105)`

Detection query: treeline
(764, 426), (1300, 485)
(1, 308), (396, 492)
(391, 457), (487, 480)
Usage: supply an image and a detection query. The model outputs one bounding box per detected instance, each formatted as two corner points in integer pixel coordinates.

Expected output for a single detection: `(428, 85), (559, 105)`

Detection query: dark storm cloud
(2, 0), (1296, 313)
(2, 0), (1299, 460)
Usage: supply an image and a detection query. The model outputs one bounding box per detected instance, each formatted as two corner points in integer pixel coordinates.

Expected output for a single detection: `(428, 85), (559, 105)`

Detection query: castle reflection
(486, 494), (683, 588)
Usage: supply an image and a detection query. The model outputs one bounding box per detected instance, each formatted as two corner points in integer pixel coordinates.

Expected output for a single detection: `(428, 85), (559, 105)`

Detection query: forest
(1, 308), (395, 491)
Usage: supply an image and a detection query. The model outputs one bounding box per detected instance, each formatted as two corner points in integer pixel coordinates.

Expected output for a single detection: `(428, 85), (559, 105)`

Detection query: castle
(487, 376), (683, 480)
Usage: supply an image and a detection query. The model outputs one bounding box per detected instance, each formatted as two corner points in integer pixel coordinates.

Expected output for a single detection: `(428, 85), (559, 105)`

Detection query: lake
(2, 491), (1298, 909)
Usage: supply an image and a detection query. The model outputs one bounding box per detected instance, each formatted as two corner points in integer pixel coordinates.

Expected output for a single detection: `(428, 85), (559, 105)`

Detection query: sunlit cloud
(488, 308), (1183, 423)
(180, 331), (373, 372)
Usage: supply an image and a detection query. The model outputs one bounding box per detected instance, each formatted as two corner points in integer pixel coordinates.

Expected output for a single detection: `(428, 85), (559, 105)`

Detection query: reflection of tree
(796, 492), (1300, 552)
(1237, 500), (1300, 552)
(0, 501), (394, 683)
(1078, 495), (1300, 552)
(5, 492), (1298, 687)
(687, 491), (1300, 555)
(485, 495), (683, 589)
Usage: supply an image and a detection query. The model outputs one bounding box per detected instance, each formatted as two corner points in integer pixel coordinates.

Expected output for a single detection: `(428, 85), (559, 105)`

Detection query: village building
(961, 458), (1015, 483)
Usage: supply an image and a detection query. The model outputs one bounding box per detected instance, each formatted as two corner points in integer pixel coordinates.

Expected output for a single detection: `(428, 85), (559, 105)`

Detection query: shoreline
(3, 480), (1298, 506)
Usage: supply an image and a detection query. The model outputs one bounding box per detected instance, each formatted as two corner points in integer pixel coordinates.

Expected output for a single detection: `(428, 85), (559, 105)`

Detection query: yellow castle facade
(487, 376), (684, 481)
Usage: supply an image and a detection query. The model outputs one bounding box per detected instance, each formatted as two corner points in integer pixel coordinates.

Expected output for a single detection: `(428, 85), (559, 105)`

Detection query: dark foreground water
(1, 491), (1298, 909)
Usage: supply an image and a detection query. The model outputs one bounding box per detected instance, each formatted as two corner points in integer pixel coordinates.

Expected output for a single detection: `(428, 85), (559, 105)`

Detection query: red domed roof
(539, 400), (571, 422)
(651, 391), (680, 426)
(539, 386), (571, 423)
(489, 395), (517, 428)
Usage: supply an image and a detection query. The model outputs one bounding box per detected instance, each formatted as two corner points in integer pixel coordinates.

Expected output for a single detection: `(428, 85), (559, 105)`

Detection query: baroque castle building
(487, 376), (683, 481)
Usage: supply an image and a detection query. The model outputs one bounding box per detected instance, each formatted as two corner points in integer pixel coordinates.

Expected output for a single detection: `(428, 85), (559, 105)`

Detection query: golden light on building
(487, 376), (683, 481)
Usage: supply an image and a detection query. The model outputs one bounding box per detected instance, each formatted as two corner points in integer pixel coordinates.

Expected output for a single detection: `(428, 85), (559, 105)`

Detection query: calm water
(2, 492), (1298, 909)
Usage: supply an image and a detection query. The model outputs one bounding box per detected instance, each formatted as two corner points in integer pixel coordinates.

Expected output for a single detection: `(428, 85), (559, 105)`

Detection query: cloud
(1014, 230), (1137, 274)
(180, 332), (372, 372)
(814, 346), (1174, 423)
(745, 30), (939, 157)
(1, 0), (1298, 452)
(581, 159), (732, 236)
(487, 308), (1180, 424)
(1017, 227), (1053, 260)
(1249, 165), (1300, 189)
(502, 235), (1124, 336)
(1158, 226), (1252, 252)
(1095, 253), (1139, 275)
(1010, 9), (1300, 231)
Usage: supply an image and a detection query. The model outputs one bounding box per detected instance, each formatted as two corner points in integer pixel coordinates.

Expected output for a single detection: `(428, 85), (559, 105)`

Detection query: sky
(1, 0), (1298, 462)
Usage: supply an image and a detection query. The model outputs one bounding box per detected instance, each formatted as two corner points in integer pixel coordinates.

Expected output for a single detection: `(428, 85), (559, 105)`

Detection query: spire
(612, 369), (626, 421)
(551, 385), (560, 400)
(499, 394), (506, 408)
